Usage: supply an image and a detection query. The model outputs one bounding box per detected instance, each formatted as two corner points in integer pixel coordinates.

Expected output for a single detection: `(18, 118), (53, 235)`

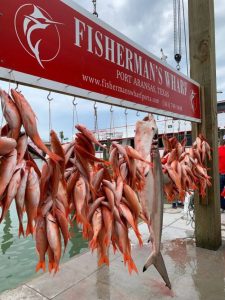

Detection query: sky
(0, 0), (224, 141)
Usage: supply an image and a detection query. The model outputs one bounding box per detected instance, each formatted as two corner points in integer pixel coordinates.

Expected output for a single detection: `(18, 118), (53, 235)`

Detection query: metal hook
(110, 105), (113, 112)
(47, 91), (53, 101)
(72, 97), (77, 106)
(15, 82), (20, 92)
(94, 101), (97, 109)
(124, 108), (128, 115)
(136, 111), (140, 117)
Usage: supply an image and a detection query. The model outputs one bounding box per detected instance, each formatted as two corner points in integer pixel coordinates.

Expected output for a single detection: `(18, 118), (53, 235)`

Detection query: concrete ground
(1, 205), (225, 300)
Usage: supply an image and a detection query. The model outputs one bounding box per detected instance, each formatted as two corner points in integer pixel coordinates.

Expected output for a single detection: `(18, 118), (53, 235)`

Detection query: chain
(92, 0), (98, 17)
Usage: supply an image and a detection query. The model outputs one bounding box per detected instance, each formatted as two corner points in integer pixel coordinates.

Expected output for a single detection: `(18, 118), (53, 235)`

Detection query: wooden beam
(188, 0), (221, 250)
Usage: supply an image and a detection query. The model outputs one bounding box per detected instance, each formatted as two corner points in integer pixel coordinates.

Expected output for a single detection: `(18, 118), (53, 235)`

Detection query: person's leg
(220, 175), (225, 210)
(172, 201), (177, 209)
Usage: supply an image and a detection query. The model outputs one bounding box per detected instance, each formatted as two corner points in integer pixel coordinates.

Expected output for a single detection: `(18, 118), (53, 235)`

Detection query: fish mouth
(153, 133), (158, 140)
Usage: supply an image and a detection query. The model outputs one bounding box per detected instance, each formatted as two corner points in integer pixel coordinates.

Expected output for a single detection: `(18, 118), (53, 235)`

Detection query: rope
(173, 0), (182, 70)
(178, 120), (181, 141)
(124, 108), (128, 138)
(94, 102), (99, 139)
(182, 0), (189, 76)
(47, 91), (53, 141)
(173, 0), (177, 55)
(72, 97), (79, 138)
(172, 119), (175, 136)
(178, 0), (181, 55)
(164, 117), (168, 135)
(184, 120), (187, 139)
(110, 105), (114, 139)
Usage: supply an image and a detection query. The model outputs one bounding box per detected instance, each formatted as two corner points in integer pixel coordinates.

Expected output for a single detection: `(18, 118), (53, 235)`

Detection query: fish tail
(26, 222), (34, 236)
(135, 231), (143, 247)
(32, 135), (62, 163)
(128, 258), (138, 274)
(111, 240), (117, 254)
(48, 261), (55, 273)
(104, 236), (110, 247)
(98, 254), (109, 267)
(89, 237), (98, 251)
(18, 223), (25, 238)
(36, 261), (46, 272)
(123, 253), (130, 266)
(53, 263), (59, 274)
(143, 251), (171, 289)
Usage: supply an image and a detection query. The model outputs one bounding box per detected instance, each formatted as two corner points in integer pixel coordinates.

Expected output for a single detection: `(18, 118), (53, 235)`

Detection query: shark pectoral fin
(143, 252), (171, 289)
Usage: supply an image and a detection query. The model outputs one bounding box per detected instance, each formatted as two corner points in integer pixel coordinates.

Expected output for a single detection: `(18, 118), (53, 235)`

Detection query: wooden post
(188, 0), (221, 250)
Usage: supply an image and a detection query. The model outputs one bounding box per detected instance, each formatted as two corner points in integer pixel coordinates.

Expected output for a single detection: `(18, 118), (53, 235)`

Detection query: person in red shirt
(218, 139), (225, 211)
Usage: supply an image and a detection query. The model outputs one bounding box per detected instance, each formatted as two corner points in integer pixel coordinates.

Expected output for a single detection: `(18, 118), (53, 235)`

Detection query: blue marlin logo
(23, 5), (62, 68)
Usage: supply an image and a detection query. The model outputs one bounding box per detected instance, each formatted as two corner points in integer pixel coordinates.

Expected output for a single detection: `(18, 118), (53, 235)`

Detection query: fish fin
(32, 135), (62, 163)
(123, 253), (130, 266)
(89, 237), (98, 251)
(135, 231), (143, 247)
(53, 263), (59, 274)
(128, 258), (138, 274)
(111, 240), (117, 254)
(76, 214), (91, 238)
(48, 262), (54, 273)
(98, 255), (109, 267)
(36, 261), (46, 272)
(103, 236), (110, 247)
(18, 223), (25, 238)
(143, 252), (171, 289)
(26, 222), (34, 236)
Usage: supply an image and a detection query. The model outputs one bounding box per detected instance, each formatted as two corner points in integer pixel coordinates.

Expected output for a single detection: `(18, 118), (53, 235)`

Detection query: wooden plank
(189, 0), (221, 250)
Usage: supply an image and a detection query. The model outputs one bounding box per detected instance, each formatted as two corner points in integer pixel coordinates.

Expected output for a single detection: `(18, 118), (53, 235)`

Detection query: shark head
(22, 5), (62, 68)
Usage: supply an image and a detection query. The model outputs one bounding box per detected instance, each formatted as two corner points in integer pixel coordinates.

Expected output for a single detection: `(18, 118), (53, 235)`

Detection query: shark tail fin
(143, 251), (171, 289)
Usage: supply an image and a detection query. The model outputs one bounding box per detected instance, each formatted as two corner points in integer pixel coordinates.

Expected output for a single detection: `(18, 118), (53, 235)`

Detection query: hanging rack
(92, 0), (98, 17)
(109, 105), (114, 140)
(47, 91), (53, 141)
(15, 82), (20, 92)
(72, 97), (79, 138)
(124, 108), (128, 138)
(94, 101), (99, 140)
(160, 48), (168, 62)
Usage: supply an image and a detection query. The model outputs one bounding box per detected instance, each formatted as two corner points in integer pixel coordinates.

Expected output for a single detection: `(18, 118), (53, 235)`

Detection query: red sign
(0, 0), (201, 122)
